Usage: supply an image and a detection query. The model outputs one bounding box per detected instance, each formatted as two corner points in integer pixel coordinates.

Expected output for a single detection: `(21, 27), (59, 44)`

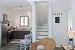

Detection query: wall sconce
(14, 6), (30, 10)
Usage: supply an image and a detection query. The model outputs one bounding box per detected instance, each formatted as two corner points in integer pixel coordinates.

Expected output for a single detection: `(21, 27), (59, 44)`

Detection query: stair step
(37, 29), (48, 32)
(36, 23), (48, 45)
(37, 32), (48, 35)
(40, 23), (48, 25)
(37, 35), (48, 36)
(38, 26), (48, 29)
(36, 36), (48, 39)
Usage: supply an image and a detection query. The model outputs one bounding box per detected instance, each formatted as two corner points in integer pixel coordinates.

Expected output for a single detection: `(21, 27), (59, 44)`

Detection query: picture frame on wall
(55, 17), (60, 23)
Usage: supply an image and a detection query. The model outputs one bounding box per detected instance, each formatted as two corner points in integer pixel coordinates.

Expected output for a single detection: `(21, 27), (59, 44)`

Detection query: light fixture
(14, 6), (30, 10)
(17, 8), (19, 9)
(24, 8), (25, 9)
(20, 6), (22, 9)
(27, 6), (29, 9)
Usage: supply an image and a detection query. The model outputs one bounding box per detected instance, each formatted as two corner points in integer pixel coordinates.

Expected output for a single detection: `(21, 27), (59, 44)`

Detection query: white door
(52, 11), (68, 47)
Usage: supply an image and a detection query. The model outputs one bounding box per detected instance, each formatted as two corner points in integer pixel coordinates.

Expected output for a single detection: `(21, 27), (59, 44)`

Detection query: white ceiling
(0, 0), (72, 10)
(33, 0), (72, 11)
(0, 0), (31, 9)
(52, 0), (72, 11)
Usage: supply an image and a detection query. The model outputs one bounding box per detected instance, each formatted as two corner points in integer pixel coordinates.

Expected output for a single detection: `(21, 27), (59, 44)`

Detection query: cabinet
(13, 31), (30, 39)
(7, 31), (13, 43)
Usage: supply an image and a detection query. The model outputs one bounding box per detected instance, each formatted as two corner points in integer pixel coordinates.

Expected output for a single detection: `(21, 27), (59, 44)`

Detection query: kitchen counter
(8, 30), (13, 33)
(7, 29), (30, 33)
(13, 31), (30, 39)
(7, 29), (30, 43)
(13, 30), (30, 31)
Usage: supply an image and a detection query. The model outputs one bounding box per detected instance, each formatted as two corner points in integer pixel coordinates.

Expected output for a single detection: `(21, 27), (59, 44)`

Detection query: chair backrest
(31, 38), (56, 50)
(25, 34), (31, 43)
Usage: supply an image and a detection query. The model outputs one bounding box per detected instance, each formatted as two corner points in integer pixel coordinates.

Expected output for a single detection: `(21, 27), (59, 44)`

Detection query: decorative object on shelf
(57, 13), (58, 15)
(53, 13), (54, 15)
(55, 13), (56, 15)
(53, 13), (63, 15)
(68, 38), (74, 46)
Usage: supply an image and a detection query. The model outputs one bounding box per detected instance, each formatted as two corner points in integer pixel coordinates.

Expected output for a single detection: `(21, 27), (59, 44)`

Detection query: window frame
(20, 16), (29, 27)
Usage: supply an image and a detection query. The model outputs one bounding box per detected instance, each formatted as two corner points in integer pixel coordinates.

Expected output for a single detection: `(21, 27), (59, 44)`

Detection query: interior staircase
(36, 23), (48, 49)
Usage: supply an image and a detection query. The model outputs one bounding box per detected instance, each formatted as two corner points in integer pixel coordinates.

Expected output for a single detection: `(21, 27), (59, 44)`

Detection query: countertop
(8, 30), (30, 33)
(13, 30), (30, 31)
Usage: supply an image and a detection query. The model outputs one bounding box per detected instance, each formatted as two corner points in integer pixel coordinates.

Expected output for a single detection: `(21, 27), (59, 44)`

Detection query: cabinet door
(17, 31), (30, 39)
(13, 31), (19, 39)
(13, 31), (30, 39)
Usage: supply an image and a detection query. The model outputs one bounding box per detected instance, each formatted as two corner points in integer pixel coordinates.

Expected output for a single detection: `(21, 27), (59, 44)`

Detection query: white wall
(52, 11), (68, 47)
(10, 9), (31, 29)
(52, 0), (72, 12)
(72, 0), (75, 31)
(0, 6), (11, 22)
(31, 3), (37, 42)
(29, 0), (72, 47)
(36, 2), (48, 25)
(51, 0), (72, 46)
(48, 1), (53, 38)
(68, 9), (72, 31)
(70, 2), (75, 47)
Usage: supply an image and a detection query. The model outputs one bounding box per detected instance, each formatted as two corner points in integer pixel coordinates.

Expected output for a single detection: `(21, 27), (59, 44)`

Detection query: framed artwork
(55, 17), (60, 23)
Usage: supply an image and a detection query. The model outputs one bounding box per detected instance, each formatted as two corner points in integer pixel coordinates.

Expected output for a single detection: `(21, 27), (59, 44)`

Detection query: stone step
(36, 36), (48, 40)
(38, 26), (48, 29)
(39, 23), (48, 26)
(37, 32), (48, 36)
(37, 29), (48, 32)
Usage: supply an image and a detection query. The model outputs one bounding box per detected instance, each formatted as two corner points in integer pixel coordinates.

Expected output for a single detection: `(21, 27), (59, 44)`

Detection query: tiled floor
(0, 43), (63, 50)
(0, 39), (64, 50)
(0, 43), (20, 50)
(10, 39), (21, 43)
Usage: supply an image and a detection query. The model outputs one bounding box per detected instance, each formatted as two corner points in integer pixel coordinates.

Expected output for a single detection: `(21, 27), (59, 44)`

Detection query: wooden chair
(31, 38), (56, 50)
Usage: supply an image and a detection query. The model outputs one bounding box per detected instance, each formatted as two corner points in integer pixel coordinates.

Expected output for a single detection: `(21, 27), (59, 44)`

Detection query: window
(20, 16), (29, 27)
